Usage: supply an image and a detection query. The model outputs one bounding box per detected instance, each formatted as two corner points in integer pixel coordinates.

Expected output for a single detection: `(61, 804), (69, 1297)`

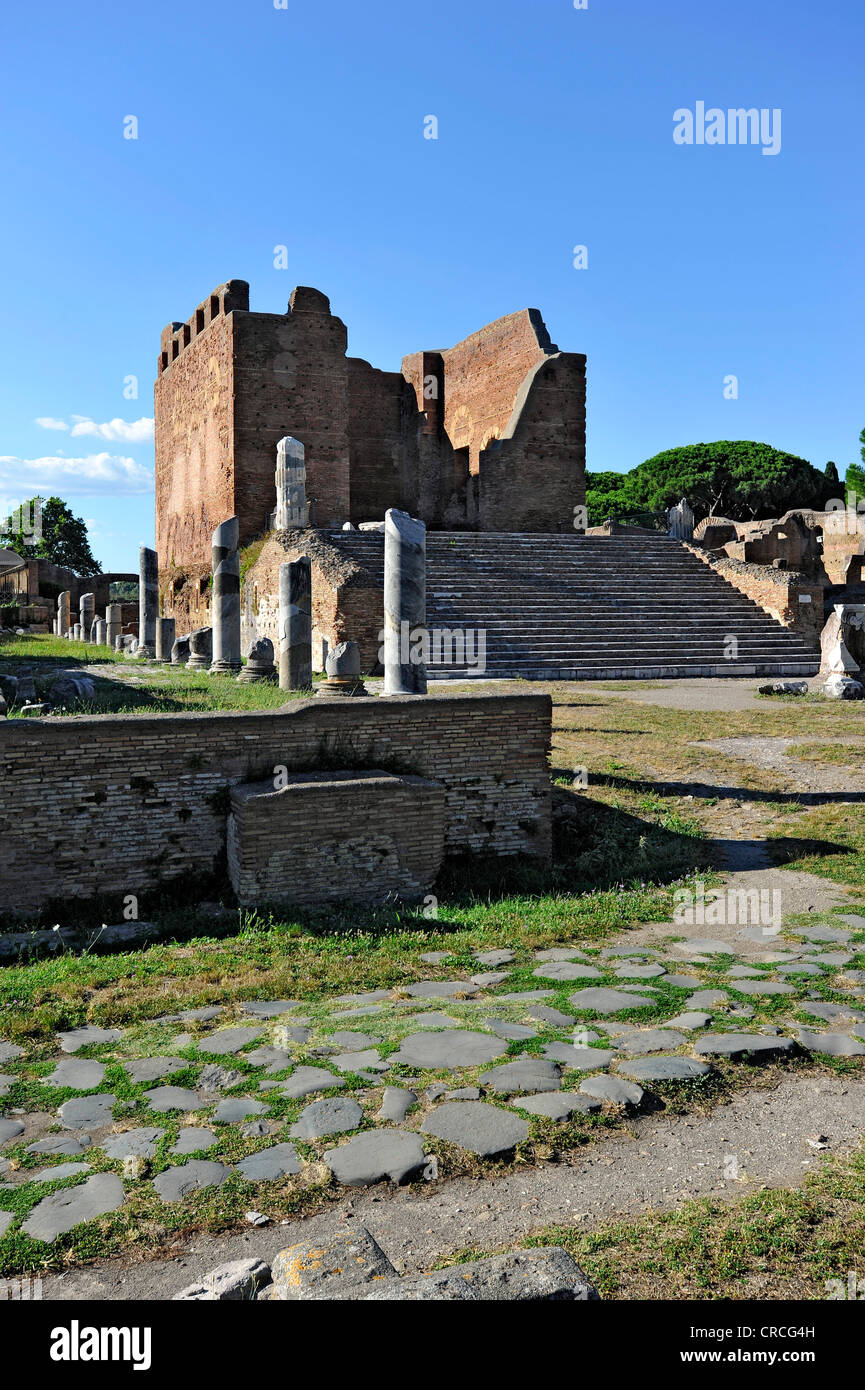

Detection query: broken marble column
(93, 617), (106, 646)
(155, 616), (176, 663)
(105, 603), (122, 648)
(79, 593), (95, 643)
(210, 517), (242, 674)
(316, 640), (368, 697)
(820, 604), (865, 679)
(237, 637), (277, 683)
(278, 557), (312, 690)
(171, 635), (191, 665)
(57, 592), (70, 636)
(383, 508), (427, 695)
(138, 547), (158, 658)
(272, 436), (309, 531)
(186, 627), (213, 671)
(73, 623), (82, 641)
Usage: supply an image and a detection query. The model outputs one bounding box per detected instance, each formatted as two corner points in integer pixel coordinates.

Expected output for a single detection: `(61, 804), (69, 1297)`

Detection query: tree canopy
(586, 441), (830, 527)
(1, 496), (100, 576)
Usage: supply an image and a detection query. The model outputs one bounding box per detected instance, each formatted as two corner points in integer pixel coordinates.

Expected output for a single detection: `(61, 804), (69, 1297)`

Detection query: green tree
(824, 461), (840, 486)
(1, 496), (100, 576)
(627, 441), (827, 522)
(845, 462), (865, 508)
(585, 470), (640, 526)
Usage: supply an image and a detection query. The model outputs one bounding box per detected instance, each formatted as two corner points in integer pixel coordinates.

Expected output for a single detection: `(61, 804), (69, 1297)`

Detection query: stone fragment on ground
(532, 963), (602, 982)
(213, 1098), (268, 1124)
(101, 1128), (163, 1160)
(57, 1026), (123, 1053)
(58, 1094), (116, 1129)
(617, 1057), (711, 1082)
(318, 1246), (599, 1302)
(236, 1144), (303, 1181)
(44, 1058), (106, 1090)
(123, 1057), (188, 1084)
(569, 988), (653, 1014)
(402, 981), (477, 999)
(144, 1086), (201, 1113)
(175, 1257), (271, 1301)
(542, 1043), (613, 1070)
(376, 1088), (416, 1123)
(796, 1029), (865, 1057)
(172, 1127), (217, 1155)
(241, 1001), (301, 1018)
(578, 1075), (643, 1107)
(198, 1027), (265, 1055)
(290, 1097), (363, 1140)
(508, 1093), (601, 1121)
(693, 1033), (796, 1061)
(266, 1226), (396, 1299)
(391, 1030), (506, 1069)
(279, 1067), (346, 1099)
(614, 1029), (686, 1054)
(479, 1058), (562, 1094)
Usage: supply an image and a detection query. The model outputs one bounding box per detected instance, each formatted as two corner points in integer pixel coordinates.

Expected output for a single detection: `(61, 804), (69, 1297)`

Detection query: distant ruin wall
(686, 545), (823, 648)
(0, 694), (552, 916)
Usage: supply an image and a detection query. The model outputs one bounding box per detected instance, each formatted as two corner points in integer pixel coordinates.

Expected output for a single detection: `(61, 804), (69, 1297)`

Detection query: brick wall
(686, 545), (823, 647)
(0, 694), (552, 916)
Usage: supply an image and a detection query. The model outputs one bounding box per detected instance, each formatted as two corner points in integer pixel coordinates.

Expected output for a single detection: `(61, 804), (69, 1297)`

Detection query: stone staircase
(328, 531), (820, 680)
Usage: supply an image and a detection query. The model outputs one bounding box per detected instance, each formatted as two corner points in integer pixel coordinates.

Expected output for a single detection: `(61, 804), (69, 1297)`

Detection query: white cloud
(0, 452), (154, 496)
(35, 415), (155, 443)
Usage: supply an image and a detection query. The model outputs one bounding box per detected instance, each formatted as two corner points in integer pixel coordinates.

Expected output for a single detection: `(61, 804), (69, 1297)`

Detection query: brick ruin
(154, 279), (587, 578)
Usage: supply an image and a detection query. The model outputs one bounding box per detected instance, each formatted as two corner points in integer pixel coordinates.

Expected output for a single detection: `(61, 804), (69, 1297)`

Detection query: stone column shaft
(210, 517), (242, 673)
(279, 557), (312, 690)
(155, 616), (176, 663)
(139, 547), (158, 658)
(384, 508), (427, 695)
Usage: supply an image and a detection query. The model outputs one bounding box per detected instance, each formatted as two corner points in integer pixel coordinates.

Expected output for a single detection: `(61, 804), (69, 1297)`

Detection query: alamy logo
(50, 1321), (152, 1371)
(674, 880), (781, 930)
(1, 498), (42, 546)
(378, 621), (486, 674)
(673, 102), (781, 156)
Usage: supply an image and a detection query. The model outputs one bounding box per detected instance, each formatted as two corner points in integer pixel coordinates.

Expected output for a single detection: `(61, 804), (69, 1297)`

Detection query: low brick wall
(0, 693), (551, 917)
(227, 770), (446, 906)
(686, 545), (823, 648)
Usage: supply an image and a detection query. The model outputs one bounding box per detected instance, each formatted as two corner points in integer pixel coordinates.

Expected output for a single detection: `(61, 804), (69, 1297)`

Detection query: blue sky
(1, 0), (862, 572)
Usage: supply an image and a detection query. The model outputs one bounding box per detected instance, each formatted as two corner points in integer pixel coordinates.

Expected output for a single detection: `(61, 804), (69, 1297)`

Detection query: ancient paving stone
(420, 952), (453, 964)
(603, 947), (663, 958)
(473, 950), (515, 967)
(801, 1001), (864, 1024)
(324, 1131), (427, 1186)
(803, 952), (852, 966)
(0, 1211), (14, 1238)
(335, 991), (391, 1006)
(376, 1088), (417, 1123)
(578, 1075), (644, 1107)
(332, 1006), (383, 1020)
(483, 1019), (537, 1041)
(568, 988), (652, 1015)
(615, 964), (667, 979)
(674, 939), (733, 955)
(270, 1226), (396, 1296)
(101, 1128), (163, 1160)
(693, 1033), (797, 1061)
(837, 914), (865, 930)
(796, 1029), (865, 1057)
(245, 1047), (295, 1071)
(170, 1034), (194, 1049)
(237, 1143), (303, 1181)
(471, 972), (510, 987)
(328, 1031), (384, 1052)
(58, 1094), (116, 1129)
(43, 1057), (106, 1090)
(240, 1120), (271, 1138)
(614, 1029), (687, 1054)
(21, 1172), (125, 1240)
(58, 1026), (123, 1054)
(534, 947), (589, 962)
(143, 1086), (202, 1113)
(414, 1012), (460, 1028)
(617, 1057), (711, 1082)
(0, 1041), (24, 1063)
(662, 975), (703, 989)
(26, 1136), (84, 1157)
(198, 1064), (242, 1092)
(124, 1057), (188, 1084)
(280, 1067), (346, 1099)
(198, 1027), (266, 1056)
(790, 925), (852, 943)
(33, 1162), (91, 1182)
(731, 980), (796, 996)
(479, 1058), (562, 1094)
(727, 965), (766, 978)
(172, 1127), (217, 1154)
(421, 1101), (529, 1157)
(402, 981), (477, 999)
(290, 1097), (363, 1140)
(391, 1030), (507, 1069)
(240, 1000), (302, 1018)
(508, 1093), (601, 1121)
(775, 963), (823, 977)
(497, 990), (555, 1002)
(447, 1087), (481, 1100)
(153, 1160), (229, 1202)
(685, 990), (730, 1009)
(331, 1050), (388, 1073)
(168, 1006), (223, 1023)
(213, 1097), (268, 1124)
(527, 1005), (575, 1027)
(542, 1043), (614, 1070)
(532, 963), (603, 982)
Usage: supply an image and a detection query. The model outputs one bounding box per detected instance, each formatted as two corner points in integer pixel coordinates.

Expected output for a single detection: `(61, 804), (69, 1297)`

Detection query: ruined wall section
(478, 353), (587, 532)
(345, 359), (422, 523)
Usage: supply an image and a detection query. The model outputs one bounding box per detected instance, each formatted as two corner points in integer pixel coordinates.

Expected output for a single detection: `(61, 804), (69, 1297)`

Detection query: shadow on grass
(576, 769), (865, 809)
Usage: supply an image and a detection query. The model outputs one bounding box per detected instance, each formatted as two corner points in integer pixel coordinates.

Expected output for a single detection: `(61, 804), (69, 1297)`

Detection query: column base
(315, 677), (370, 698)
